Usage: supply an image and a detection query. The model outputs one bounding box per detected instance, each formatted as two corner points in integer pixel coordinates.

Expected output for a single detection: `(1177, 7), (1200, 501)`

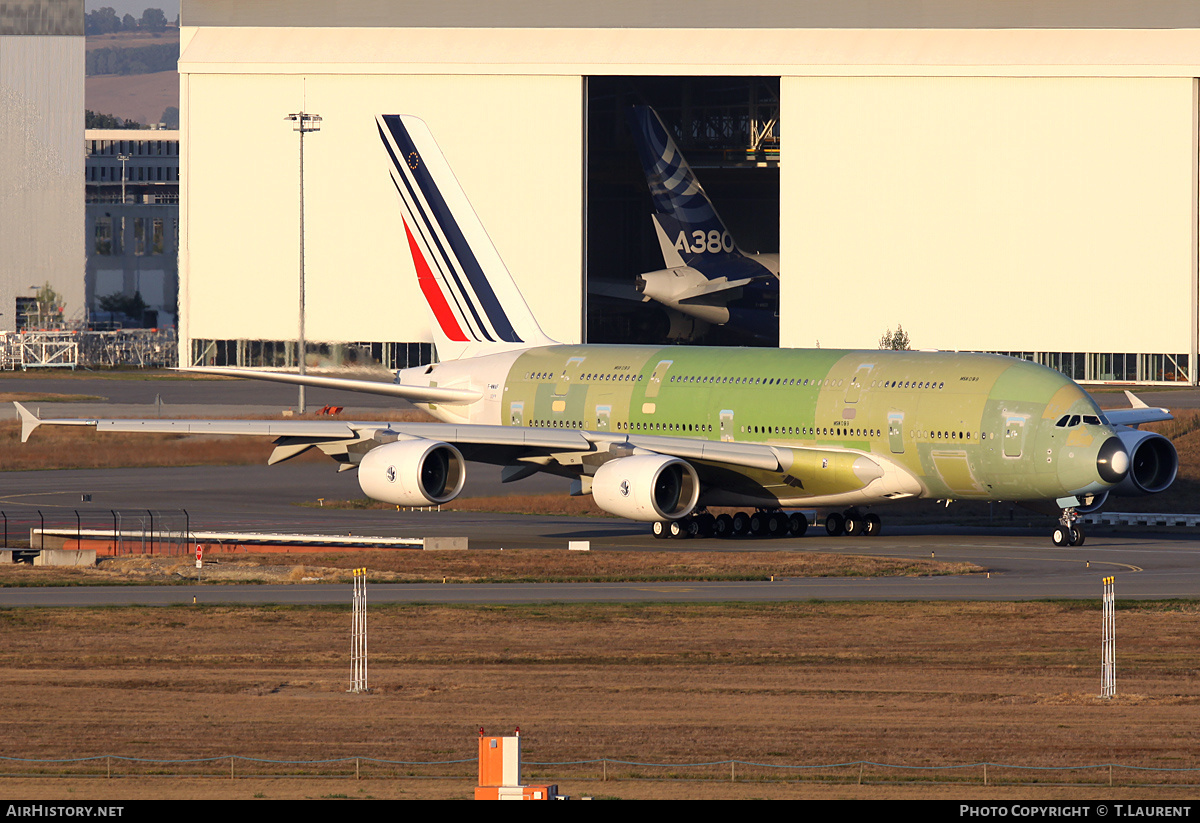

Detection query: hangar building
(1, 0), (86, 331)
(180, 1), (1200, 384)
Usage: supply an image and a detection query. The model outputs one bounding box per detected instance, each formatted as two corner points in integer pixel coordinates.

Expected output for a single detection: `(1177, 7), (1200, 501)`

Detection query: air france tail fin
(377, 114), (555, 361)
(627, 105), (742, 267)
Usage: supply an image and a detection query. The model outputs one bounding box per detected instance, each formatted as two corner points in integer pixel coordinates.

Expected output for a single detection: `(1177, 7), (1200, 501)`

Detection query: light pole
(285, 111), (321, 414)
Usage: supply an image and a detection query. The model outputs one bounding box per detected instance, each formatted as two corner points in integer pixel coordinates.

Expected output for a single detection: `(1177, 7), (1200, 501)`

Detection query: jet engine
(358, 439), (466, 506)
(635, 267), (707, 303)
(592, 454), (700, 521)
(1110, 429), (1178, 496)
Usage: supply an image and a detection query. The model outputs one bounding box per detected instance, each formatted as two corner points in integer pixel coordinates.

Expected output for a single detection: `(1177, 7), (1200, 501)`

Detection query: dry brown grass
(0, 392), (104, 403)
(0, 550), (979, 587)
(0, 601), (1197, 799)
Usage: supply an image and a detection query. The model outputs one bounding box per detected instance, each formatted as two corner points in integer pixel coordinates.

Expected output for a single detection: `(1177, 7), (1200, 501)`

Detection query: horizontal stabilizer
(180, 367), (481, 405)
(675, 276), (761, 302)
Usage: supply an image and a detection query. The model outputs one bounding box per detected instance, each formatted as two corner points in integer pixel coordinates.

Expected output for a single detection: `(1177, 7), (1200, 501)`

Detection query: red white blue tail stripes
(377, 114), (552, 358)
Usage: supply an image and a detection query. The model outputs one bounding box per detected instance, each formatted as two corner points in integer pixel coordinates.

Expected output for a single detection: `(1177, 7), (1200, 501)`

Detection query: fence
(1, 509), (191, 559)
(0, 754), (1197, 789)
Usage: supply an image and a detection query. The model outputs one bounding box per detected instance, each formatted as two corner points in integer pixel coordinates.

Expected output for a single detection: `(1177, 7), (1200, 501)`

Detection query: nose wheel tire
(1052, 523), (1086, 547)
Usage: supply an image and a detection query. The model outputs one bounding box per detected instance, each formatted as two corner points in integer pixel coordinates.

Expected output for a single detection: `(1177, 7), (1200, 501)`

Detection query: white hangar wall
(178, 14), (1200, 381)
(781, 76), (1197, 362)
(180, 56), (583, 364)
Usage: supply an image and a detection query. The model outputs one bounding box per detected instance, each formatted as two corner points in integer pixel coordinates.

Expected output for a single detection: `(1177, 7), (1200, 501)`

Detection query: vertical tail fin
(377, 114), (555, 361)
(627, 105), (741, 267)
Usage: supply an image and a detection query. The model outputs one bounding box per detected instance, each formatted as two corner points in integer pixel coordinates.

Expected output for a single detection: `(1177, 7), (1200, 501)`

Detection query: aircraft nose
(1096, 436), (1129, 484)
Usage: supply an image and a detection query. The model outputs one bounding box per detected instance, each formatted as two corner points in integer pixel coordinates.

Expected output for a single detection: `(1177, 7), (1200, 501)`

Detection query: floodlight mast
(285, 111), (322, 414)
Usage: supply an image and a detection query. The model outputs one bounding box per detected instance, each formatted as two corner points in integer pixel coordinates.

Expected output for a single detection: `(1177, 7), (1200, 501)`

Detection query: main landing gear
(1052, 507), (1086, 547)
(650, 508), (882, 539)
(822, 509), (881, 537)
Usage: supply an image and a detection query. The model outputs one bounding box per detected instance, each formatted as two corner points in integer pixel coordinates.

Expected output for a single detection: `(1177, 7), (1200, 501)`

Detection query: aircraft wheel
(749, 512), (769, 537)
(1052, 526), (1070, 546)
(845, 515), (864, 537)
(825, 512), (845, 536)
(694, 513), (715, 538)
(652, 521), (670, 540)
(863, 514), (882, 537)
(1069, 524), (1086, 547)
(731, 511), (751, 537)
(714, 513), (734, 538)
(766, 512), (788, 537)
(669, 520), (689, 539)
(788, 512), (809, 537)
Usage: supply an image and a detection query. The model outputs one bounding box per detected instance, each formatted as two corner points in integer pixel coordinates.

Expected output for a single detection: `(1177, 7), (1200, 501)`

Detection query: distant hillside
(85, 29), (179, 128)
(86, 27), (179, 52)
(86, 71), (178, 129)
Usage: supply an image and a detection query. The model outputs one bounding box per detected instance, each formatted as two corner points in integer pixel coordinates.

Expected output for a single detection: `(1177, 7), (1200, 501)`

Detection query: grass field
(0, 601), (1197, 800)
(0, 549), (980, 587)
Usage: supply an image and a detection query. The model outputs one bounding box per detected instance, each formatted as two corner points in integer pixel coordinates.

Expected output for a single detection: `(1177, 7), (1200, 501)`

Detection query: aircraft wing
(14, 401), (592, 467)
(15, 400), (914, 504)
(1101, 391), (1173, 429)
(178, 367), (481, 405)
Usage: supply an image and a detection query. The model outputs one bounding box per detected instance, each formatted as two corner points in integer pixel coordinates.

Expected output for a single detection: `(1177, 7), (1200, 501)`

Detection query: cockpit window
(1055, 415), (1070, 427)
(1068, 415), (1081, 427)
(1082, 415), (1101, 425)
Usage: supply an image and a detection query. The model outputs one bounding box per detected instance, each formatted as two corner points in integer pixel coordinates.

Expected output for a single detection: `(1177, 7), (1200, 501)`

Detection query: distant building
(85, 129), (179, 328)
(0, 0), (86, 332)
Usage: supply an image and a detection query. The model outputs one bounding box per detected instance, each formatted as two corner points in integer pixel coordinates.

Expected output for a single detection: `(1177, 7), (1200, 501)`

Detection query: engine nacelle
(592, 454), (700, 521)
(1075, 491), (1109, 514)
(635, 267), (707, 303)
(1110, 429), (1178, 496)
(358, 439), (466, 506)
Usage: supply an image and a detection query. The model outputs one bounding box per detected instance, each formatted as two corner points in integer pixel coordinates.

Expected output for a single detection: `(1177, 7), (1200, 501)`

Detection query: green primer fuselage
(423, 344), (1114, 508)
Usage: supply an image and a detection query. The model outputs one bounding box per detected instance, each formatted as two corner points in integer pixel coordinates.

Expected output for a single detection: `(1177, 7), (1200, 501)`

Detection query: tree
(122, 13), (137, 31)
(160, 106), (179, 129)
(28, 283), (65, 328)
(86, 110), (143, 129)
(85, 7), (121, 35)
(878, 325), (911, 350)
(140, 8), (168, 32)
(98, 291), (147, 321)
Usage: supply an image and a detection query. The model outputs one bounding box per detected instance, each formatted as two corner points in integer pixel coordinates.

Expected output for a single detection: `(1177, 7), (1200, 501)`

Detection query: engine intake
(592, 454), (700, 521)
(359, 439), (466, 506)
(1110, 429), (1178, 496)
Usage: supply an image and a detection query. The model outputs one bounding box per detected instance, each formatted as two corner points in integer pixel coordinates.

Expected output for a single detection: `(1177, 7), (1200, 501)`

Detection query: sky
(86, 1), (181, 22)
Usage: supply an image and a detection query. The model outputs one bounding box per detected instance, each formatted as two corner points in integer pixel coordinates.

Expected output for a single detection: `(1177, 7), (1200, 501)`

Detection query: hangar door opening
(585, 77), (780, 347)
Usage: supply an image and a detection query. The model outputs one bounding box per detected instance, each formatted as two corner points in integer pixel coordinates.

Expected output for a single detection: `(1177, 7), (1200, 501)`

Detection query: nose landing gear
(1052, 506), (1086, 547)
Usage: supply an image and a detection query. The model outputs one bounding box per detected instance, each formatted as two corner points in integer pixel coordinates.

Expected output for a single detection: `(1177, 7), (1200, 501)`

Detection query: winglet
(13, 402), (41, 443)
(1124, 390), (1150, 409)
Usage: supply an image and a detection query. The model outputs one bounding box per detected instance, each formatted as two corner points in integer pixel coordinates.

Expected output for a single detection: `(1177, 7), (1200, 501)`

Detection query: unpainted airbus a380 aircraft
(15, 114), (1179, 545)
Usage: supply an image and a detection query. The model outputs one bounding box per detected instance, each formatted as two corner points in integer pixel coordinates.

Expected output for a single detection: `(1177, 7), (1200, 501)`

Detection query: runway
(0, 463), (1197, 606)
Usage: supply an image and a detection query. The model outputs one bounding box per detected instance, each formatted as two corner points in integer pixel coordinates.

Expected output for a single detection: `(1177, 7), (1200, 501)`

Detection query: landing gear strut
(1052, 507), (1086, 547)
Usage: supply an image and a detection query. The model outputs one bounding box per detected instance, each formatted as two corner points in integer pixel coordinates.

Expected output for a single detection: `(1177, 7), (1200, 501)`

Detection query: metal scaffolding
(0, 329), (178, 370)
